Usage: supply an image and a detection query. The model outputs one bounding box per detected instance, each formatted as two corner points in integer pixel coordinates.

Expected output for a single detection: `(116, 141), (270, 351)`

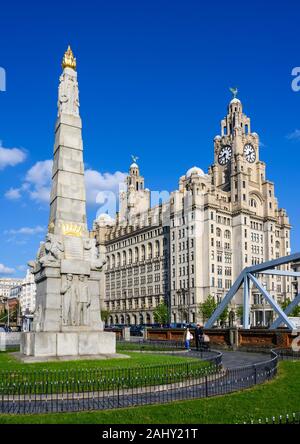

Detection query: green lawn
(0, 350), (209, 393)
(0, 349), (199, 372)
(0, 361), (298, 424)
(116, 342), (180, 352)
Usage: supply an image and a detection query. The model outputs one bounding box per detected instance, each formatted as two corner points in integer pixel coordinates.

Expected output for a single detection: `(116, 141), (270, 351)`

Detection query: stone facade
(94, 95), (292, 326)
(17, 269), (36, 316)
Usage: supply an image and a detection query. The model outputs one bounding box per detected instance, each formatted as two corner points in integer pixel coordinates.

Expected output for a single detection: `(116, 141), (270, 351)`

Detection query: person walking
(184, 328), (193, 351)
(195, 323), (204, 351)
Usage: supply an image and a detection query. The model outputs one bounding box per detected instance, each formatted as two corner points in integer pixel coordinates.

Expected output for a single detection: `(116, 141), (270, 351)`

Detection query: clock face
(218, 145), (232, 165)
(244, 143), (256, 163)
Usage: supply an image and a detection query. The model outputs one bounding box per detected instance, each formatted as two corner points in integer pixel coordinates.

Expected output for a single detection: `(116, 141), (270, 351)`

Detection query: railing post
(253, 364), (257, 385)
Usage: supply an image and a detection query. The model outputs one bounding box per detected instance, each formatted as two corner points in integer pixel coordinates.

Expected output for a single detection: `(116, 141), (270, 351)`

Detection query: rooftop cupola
(220, 88), (251, 138)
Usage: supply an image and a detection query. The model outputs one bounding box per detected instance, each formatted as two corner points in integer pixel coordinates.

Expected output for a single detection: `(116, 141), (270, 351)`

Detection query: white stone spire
(49, 46), (87, 237)
(57, 46), (79, 117)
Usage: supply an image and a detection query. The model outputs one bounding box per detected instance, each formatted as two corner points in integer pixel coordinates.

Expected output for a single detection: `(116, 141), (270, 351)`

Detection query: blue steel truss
(204, 252), (300, 330)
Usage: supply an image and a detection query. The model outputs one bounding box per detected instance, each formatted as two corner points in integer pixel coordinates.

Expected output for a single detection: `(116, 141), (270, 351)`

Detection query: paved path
(220, 350), (271, 369)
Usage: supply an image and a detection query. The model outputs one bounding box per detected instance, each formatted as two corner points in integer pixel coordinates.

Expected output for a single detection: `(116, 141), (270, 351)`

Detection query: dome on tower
(230, 97), (241, 105)
(186, 166), (205, 178)
(130, 162), (138, 169)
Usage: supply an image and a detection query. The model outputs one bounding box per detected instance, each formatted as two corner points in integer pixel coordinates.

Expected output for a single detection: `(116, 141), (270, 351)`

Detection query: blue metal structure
(205, 252), (300, 330)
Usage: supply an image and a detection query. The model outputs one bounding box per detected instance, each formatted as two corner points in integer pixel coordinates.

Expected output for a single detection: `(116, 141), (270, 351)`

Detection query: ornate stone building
(93, 94), (292, 326)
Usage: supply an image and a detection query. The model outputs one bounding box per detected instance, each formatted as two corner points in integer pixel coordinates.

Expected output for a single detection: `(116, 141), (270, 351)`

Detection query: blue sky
(0, 0), (300, 277)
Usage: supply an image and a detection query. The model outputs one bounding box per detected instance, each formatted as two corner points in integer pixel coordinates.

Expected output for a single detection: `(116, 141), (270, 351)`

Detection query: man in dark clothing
(195, 324), (204, 350)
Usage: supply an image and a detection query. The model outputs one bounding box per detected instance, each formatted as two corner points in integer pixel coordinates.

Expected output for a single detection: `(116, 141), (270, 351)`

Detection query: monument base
(21, 331), (116, 358)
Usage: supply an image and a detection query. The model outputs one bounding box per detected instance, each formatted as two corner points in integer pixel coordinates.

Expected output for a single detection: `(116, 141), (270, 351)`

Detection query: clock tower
(210, 90), (267, 213)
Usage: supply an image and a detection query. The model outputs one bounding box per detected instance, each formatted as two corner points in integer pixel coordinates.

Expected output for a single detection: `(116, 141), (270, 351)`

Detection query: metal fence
(117, 338), (186, 349)
(0, 348), (280, 414)
(116, 338), (211, 354)
(243, 412), (300, 424)
(272, 348), (300, 361)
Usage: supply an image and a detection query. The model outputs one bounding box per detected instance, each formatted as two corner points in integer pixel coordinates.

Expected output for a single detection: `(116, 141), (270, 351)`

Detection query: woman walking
(184, 328), (193, 351)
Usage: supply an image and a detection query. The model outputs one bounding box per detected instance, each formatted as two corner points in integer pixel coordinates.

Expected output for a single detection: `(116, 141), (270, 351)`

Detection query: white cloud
(25, 160), (53, 203)
(0, 142), (27, 170)
(286, 129), (300, 141)
(0, 263), (15, 275)
(25, 160), (53, 187)
(5, 225), (45, 235)
(5, 187), (22, 200)
(85, 169), (127, 205)
(5, 158), (127, 208)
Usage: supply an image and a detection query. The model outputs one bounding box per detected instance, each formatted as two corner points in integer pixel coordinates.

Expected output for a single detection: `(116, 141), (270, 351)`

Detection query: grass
(0, 350), (209, 393)
(0, 349), (199, 372)
(0, 361), (298, 424)
(116, 342), (180, 352)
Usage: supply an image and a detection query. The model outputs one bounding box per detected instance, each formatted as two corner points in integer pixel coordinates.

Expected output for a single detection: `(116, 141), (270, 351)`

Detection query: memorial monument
(21, 46), (115, 359)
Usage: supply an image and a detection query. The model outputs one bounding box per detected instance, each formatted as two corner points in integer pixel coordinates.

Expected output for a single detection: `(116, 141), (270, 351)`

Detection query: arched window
(249, 198), (257, 208)
(116, 252), (121, 267)
(128, 249), (133, 264)
(155, 240), (160, 257)
(216, 228), (222, 237)
(122, 251), (127, 266)
(141, 245), (145, 261)
(139, 313), (144, 325)
(147, 243), (153, 260)
(111, 254), (115, 268)
(134, 247), (139, 263)
(224, 230), (231, 239)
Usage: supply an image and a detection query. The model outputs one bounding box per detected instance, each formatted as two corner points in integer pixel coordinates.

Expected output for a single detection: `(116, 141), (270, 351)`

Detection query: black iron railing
(243, 412), (300, 424)
(272, 347), (300, 361)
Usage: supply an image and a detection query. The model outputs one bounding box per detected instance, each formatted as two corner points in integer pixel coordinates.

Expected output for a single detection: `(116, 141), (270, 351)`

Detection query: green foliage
(100, 310), (111, 323)
(198, 294), (217, 322)
(153, 302), (169, 325)
(280, 298), (300, 317)
(236, 306), (243, 322)
(219, 306), (229, 323)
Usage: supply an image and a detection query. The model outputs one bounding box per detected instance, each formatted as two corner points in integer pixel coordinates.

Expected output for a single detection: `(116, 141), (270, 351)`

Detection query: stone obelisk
(21, 47), (115, 359)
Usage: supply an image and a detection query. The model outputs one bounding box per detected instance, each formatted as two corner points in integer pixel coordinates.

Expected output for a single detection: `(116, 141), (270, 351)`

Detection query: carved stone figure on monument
(77, 274), (91, 326)
(83, 238), (106, 270)
(39, 234), (64, 266)
(61, 274), (76, 326)
(58, 72), (79, 117)
(34, 305), (43, 332)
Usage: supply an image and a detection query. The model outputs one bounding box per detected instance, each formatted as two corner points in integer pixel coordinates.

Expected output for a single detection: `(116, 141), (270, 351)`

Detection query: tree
(198, 294), (217, 322)
(153, 302), (169, 325)
(236, 306), (243, 324)
(101, 309), (111, 325)
(280, 298), (300, 317)
(219, 306), (229, 325)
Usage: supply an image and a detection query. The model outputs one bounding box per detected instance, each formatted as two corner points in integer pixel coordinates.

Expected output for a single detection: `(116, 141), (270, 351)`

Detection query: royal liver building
(93, 93), (292, 327)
